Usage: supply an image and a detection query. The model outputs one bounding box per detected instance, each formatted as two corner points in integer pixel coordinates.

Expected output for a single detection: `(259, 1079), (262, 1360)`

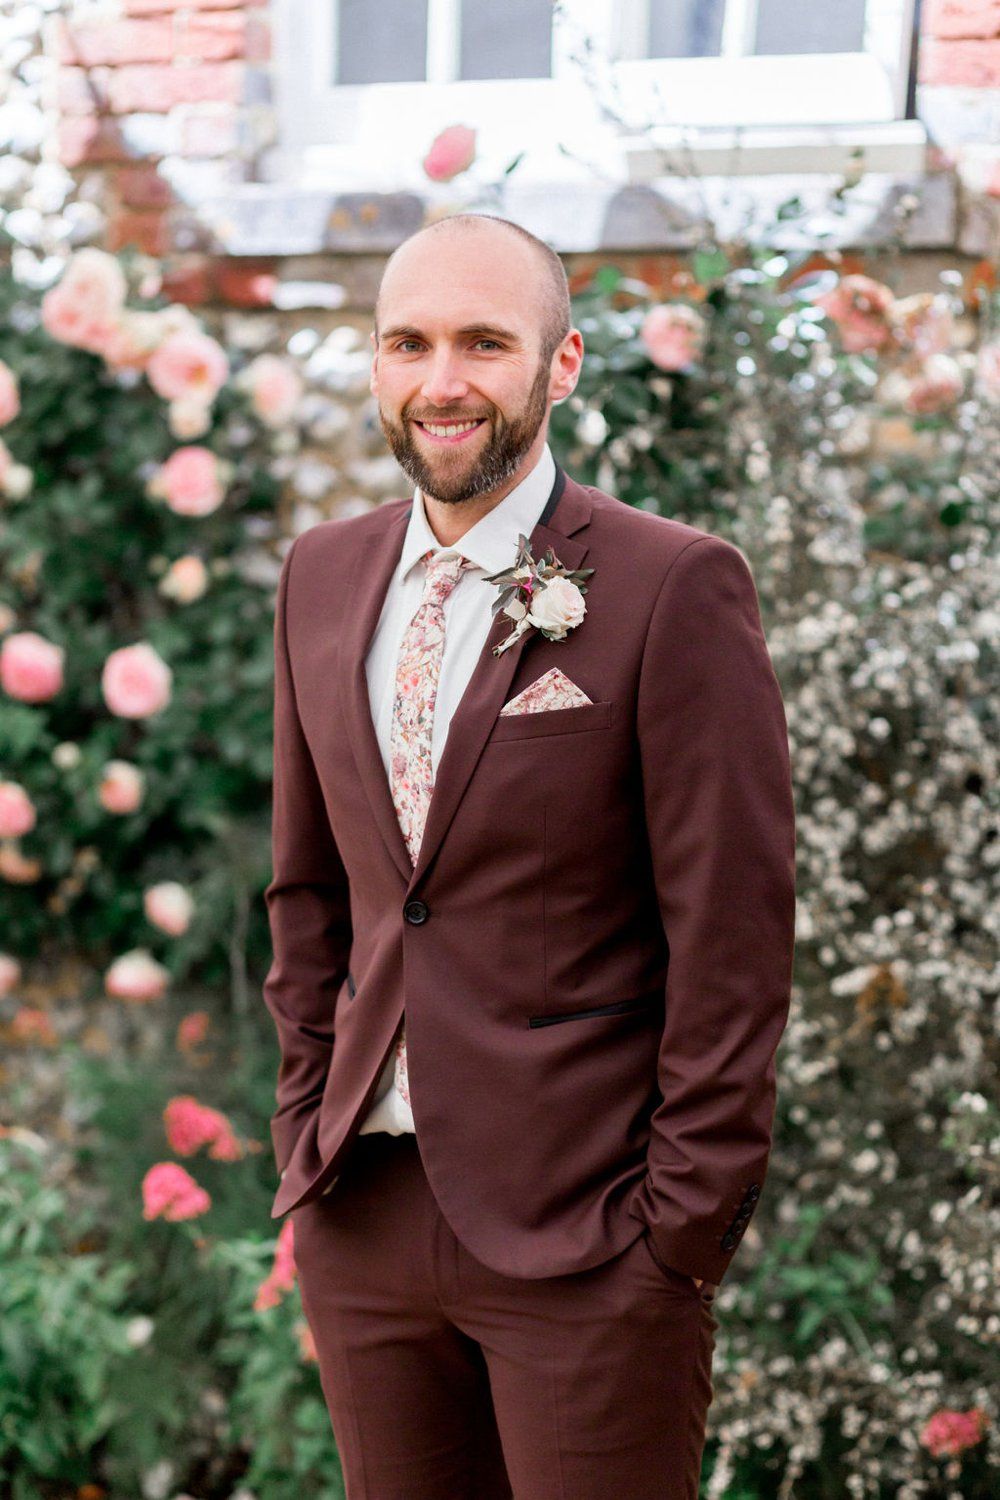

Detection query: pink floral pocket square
(499, 666), (594, 716)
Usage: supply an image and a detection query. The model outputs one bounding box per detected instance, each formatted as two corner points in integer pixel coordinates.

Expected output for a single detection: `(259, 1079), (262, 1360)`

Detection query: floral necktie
(388, 548), (473, 1111)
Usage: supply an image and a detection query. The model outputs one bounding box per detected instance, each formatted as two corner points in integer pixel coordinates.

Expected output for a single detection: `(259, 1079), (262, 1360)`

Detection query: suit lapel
(337, 463), (593, 890)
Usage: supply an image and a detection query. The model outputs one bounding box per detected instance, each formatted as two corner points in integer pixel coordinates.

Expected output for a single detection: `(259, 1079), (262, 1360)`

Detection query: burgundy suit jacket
(263, 463), (796, 1286)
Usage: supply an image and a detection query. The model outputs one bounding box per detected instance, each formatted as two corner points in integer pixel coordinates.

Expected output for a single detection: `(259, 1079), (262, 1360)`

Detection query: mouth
(413, 418), (488, 446)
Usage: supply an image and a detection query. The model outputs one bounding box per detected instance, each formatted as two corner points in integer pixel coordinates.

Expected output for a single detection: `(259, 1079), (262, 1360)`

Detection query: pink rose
(0, 780), (36, 839)
(919, 1406), (988, 1458)
(163, 1094), (242, 1161)
(975, 339), (1000, 402)
(0, 952), (21, 996)
(144, 880), (194, 936)
(105, 947), (170, 1003)
(254, 1218), (297, 1311)
(100, 310), (168, 372)
(146, 329), (228, 404)
(0, 360), (19, 426)
(40, 248), (127, 355)
(167, 398), (213, 440)
(241, 353), (303, 428)
(890, 293), (954, 358)
(98, 759), (145, 814)
(0, 631), (65, 703)
(10, 1006), (58, 1045)
(817, 273), (895, 353)
(901, 353), (964, 415)
(101, 642), (172, 718)
(142, 1161), (212, 1221)
(159, 555), (209, 604)
(177, 1010), (210, 1052)
(640, 303), (707, 371)
(148, 446), (226, 518)
(423, 124), (477, 182)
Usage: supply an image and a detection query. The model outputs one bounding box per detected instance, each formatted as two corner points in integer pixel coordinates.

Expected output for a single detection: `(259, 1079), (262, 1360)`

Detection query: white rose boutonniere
(483, 533), (595, 657)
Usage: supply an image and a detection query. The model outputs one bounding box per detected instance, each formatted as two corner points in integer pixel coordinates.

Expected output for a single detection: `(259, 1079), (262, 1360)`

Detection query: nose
(419, 349), (470, 410)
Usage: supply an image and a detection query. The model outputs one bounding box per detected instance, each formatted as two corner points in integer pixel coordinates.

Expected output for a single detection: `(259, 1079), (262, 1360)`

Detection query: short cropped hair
(374, 213), (572, 369)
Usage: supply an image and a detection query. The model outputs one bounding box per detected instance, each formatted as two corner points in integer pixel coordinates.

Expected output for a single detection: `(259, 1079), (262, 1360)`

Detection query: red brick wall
(44, 0), (1000, 285)
(49, 0), (271, 292)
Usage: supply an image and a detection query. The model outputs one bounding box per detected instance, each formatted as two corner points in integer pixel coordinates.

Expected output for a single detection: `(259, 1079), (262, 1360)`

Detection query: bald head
(375, 213), (571, 369)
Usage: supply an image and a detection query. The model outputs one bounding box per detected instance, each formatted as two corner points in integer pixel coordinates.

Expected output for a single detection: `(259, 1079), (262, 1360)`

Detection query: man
(263, 212), (796, 1499)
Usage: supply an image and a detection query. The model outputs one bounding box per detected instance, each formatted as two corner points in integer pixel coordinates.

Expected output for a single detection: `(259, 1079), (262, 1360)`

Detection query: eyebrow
(379, 323), (523, 345)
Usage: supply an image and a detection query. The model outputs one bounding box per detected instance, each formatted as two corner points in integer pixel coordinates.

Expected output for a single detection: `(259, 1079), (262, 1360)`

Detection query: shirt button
(404, 899), (429, 924)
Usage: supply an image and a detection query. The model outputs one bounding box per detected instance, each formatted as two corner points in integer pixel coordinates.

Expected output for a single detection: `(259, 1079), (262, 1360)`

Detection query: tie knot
(420, 549), (471, 606)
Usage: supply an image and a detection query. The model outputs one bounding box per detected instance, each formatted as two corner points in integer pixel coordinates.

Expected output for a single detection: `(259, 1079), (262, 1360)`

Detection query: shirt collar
(396, 441), (556, 584)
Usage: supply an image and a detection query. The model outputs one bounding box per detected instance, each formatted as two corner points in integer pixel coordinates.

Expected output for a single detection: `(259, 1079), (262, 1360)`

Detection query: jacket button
(404, 899), (429, 924)
(721, 1231), (738, 1250)
(747, 1184), (760, 1201)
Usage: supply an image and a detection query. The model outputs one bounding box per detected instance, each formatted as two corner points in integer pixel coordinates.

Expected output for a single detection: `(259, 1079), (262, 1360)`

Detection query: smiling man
(264, 212), (796, 1498)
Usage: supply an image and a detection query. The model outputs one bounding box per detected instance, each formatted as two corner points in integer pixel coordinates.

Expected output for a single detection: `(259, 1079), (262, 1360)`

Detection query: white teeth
(421, 420), (482, 437)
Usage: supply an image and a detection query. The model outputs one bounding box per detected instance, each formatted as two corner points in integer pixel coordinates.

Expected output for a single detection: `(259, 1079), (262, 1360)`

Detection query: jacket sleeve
(633, 534), (796, 1286)
(263, 533), (353, 1179)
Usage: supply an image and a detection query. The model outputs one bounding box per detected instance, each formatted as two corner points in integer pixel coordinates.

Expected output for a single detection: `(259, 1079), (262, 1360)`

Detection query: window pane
(754, 0), (866, 55)
(460, 0), (552, 79)
(335, 0), (428, 84)
(647, 0), (725, 58)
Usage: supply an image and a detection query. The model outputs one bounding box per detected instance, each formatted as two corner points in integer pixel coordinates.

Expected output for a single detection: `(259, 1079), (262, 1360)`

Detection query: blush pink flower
(640, 303), (707, 371)
(100, 309), (168, 372)
(176, 1009), (210, 1052)
(167, 398), (213, 440)
(0, 631), (65, 703)
(40, 248), (127, 355)
(105, 948), (170, 1003)
(145, 880), (194, 936)
(101, 642), (172, 718)
(900, 353), (964, 415)
(142, 1161), (212, 1221)
(919, 1405), (988, 1458)
(0, 952), (21, 995)
(423, 124), (477, 181)
(254, 1218), (297, 1310)
(10, 1006), (58, 1045)
(817, 273), (895, 353)
(98, 759), (145, 814)
(239, 353), (303, 428)
(0, 780), (36, 839)
(163, 1094), (243, 1161)
(148, 446), (226, 518)
(159, 555), (209, 604)
(0, 360), (20, 426)
(890, 293), (955, 359)
(146, 329), (228, 405)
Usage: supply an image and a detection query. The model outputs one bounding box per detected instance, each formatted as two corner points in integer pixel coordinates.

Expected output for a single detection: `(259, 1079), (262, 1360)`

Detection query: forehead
(379, 232), (539, 335)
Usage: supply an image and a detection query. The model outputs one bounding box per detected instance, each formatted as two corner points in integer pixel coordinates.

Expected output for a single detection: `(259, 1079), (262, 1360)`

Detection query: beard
(378, 354), (551, 505)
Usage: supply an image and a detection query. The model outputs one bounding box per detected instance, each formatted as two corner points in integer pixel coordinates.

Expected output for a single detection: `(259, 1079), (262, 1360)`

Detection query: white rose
(526, 575), (586, 640)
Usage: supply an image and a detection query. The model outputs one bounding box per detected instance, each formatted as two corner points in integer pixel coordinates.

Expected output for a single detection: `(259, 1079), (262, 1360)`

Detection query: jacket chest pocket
(487, 699), (613, 742)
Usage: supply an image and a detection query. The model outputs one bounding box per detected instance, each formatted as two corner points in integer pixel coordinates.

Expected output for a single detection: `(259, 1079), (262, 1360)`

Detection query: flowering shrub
(1, 216), (997, 1496)
(0, 241), (288, 1004)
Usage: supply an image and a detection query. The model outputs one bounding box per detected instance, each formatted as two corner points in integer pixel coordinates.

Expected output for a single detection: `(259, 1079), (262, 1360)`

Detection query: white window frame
(270, 0), (925, 190)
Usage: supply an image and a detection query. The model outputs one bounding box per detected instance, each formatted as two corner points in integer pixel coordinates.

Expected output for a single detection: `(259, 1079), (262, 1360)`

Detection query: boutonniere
(483, 533), (595, 657)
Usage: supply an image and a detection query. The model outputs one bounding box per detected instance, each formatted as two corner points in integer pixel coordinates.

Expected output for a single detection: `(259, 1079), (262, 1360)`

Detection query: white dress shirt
(356, 440), (557, 1136)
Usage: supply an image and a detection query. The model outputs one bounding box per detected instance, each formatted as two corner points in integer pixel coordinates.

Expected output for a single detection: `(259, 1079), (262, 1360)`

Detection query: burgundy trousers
(291, 1131), (717, 1500)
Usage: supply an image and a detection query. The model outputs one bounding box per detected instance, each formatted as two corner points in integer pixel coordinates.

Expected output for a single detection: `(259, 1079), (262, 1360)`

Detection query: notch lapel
(337, 464), (593, 891)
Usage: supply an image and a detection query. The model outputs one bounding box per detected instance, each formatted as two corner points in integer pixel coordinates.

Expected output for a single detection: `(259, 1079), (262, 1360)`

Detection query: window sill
(188, 119), (970, 262)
